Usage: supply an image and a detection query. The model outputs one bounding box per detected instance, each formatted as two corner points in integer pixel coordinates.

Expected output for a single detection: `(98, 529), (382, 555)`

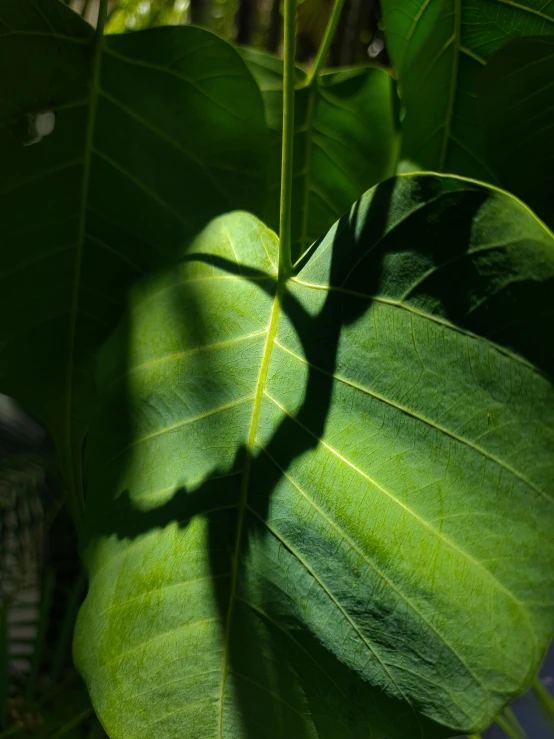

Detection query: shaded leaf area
(0, 0), (267, 509)
(241, 48), (399, 261)
(478, 35), (554, 229)
(75, 174), (554, 739)
(381, 0), (554, 182)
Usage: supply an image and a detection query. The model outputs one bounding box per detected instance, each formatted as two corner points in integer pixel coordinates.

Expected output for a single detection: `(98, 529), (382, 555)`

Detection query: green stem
(533, 677), (554, 719)
(504, 706), (526, 738)
(50, 708), (94, 739)
(466, 734), (482, 739)
(96, 0), (109, 37)
(497, 714), (521, 739)
(308, 0), (346, 82)
(296, 0), (345, 259)
(278, 0), (297, 278)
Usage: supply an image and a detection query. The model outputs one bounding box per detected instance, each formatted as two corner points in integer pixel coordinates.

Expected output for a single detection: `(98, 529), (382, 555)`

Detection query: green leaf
(75, 174), (554, 738)
(477, 35), (554, 229)
(381, 0), (554, 180)
(0, 0), (267, 516)
(241, 48), (399, 260)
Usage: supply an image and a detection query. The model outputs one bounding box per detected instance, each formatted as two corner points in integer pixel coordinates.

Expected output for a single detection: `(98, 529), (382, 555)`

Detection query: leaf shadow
(81, 177), (507, 739)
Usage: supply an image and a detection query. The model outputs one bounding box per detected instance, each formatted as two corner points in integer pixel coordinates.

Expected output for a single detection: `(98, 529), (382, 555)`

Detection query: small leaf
(76, 174), (554, 739)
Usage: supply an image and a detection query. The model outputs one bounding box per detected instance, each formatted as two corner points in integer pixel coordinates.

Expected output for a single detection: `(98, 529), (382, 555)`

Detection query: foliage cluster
(0, 0), (553, 737)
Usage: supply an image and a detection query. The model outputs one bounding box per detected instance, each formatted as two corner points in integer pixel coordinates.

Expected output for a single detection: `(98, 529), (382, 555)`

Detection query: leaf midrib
(64, 15), (105, 518)
(217, 275), (284, 736)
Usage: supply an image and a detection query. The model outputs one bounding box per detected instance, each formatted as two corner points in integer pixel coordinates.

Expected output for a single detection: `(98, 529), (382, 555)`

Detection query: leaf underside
(0, 0), (267, 498)
(76, 174), (554, 739)
(381, 0), (554, 182)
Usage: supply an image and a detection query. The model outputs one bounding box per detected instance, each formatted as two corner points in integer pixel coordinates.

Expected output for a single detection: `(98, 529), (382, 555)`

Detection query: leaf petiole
(308, 0), (346, 83)
(533, 676), (554, 720)
(496, 712), (525, 739)
(278, 0), (297, 278)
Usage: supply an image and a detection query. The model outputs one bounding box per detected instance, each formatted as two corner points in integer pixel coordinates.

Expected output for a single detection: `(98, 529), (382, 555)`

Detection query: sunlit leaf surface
(76, 174), (554, 739)
(0, 0), (267, 506)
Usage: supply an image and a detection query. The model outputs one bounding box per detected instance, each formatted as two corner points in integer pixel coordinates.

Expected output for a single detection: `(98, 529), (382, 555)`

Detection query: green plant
(0, 0), (553, 737)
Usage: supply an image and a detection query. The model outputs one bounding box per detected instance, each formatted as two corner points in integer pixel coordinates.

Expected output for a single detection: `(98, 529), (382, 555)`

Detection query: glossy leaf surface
(478, 35), (554, 228)
(381, 0), (554, 180)
(241, 48), (399, 260)
(0, 0), (267, 510)
(76, 174), (554, 739)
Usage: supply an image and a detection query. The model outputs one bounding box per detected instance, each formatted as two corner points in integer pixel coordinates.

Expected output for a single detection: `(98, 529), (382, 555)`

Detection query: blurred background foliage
(63, 0), (388, 67)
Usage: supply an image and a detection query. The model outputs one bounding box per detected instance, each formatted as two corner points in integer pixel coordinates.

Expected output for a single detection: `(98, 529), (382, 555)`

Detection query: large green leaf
(478, 35), (554, 228)
(241, 48), (399, 260)
(381, 0), (554, 180)
(75, 174), (554, 738)
(0, 0), (267, 513)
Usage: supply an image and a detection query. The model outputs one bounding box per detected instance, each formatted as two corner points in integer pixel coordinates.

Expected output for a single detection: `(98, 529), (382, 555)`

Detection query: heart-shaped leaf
(75, 173), (554, 739)
(381, 0), (554, 180)
(241, 48), (399, 260)
(0, 0), (267, 516)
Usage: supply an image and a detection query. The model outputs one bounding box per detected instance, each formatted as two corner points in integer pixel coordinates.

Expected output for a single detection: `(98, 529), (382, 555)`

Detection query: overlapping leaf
(478, 35), (554, 228)
(76, 174), (554, 739)
(241, 48), (399, 260)
(381, 0), (554, 180)
(0, 0), (267, 512)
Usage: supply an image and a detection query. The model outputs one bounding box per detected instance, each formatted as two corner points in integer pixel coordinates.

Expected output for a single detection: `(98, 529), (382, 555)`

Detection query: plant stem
(466, 734), (482, 739)
(533, 676), (554, 719)
(96, 0), (109, 36)
(504, 706), (526, 738)
(278, 0), (297, 278)
(295, 0), (345, 259)
(49, 708), (94, 739)
(308, 0), (346, 82)
(497, 713), (522, 739)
